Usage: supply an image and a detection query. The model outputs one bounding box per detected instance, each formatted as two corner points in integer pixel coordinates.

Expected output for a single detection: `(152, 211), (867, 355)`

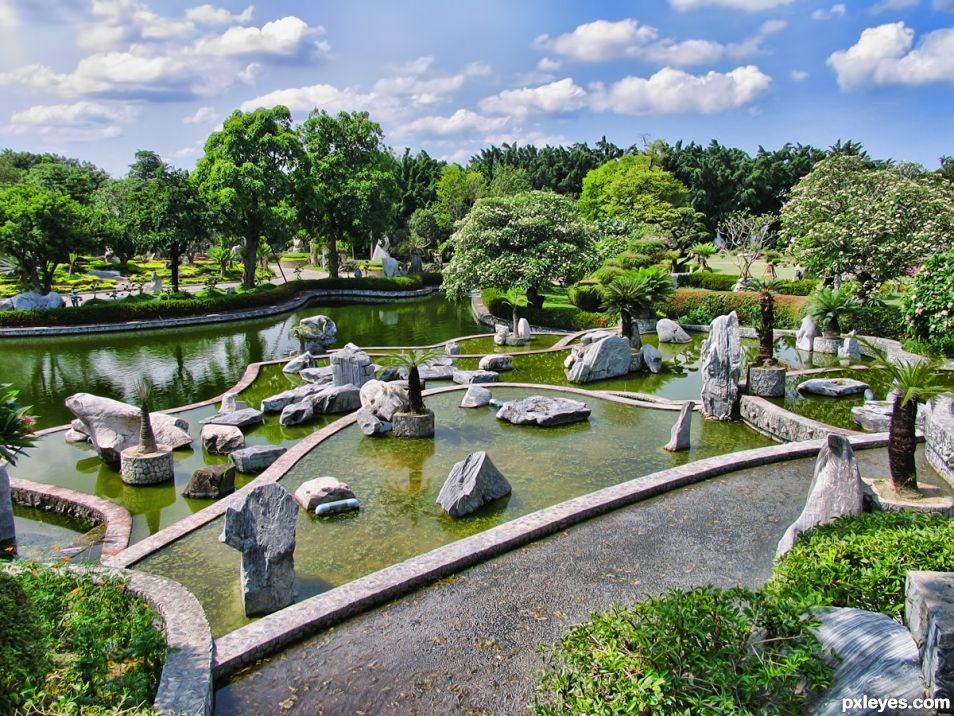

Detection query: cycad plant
(601, 270), (673, 342)
(136, 380), (158, 454)
(747, 277), (781, 365)
(382, 347), (445, 415)
(689, 242), (717, 272)
(808, 286), (858, 339)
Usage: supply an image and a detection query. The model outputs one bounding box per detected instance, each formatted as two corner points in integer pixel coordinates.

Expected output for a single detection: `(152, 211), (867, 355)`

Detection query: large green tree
(193, 106), (305, 289)
(442, 191), (596, 303)
(578, 154), (690, 225)
(299, 110), (400, 278)
(435, 164), (485, 223)
(781, 155), (954, 298)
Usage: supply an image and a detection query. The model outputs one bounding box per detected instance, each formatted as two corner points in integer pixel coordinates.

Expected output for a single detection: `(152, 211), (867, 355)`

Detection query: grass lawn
(706, 252), (799, 280)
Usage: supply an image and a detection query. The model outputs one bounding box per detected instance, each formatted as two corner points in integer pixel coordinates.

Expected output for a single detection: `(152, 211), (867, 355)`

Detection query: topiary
(0, 571), (50, 712)
(590, 265), (625, 286)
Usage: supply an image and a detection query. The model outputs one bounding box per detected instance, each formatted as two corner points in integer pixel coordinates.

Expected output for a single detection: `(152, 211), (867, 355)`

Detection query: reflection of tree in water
(357, 436), (437, 523)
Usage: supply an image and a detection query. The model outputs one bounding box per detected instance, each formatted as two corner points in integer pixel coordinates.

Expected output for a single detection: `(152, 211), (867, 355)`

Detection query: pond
(12, 505), (103, 562)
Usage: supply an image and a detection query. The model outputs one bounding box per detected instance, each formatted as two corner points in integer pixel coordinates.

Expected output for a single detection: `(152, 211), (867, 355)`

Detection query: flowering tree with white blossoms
(780, 155), (954, 300)
(902, 248), (954, 355)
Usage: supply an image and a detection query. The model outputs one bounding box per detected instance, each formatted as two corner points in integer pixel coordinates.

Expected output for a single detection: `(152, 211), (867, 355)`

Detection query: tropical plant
(601, 269), (673, 341)
(382, 347), (444, 415)
(0, 385), (36, 465)
(808, 285), (858, 338)
(902, 248), (954, 356)
(135, 380), (157, 454)
(689, 241), (716, 271)
(747, 277), (781, 365)
(207, 243), (233, 276)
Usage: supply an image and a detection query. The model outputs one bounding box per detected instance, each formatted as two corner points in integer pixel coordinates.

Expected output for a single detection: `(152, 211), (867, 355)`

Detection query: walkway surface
(215, 450), (827, 715)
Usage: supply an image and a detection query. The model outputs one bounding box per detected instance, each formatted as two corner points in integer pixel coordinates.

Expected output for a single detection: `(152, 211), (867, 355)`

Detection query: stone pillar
(664, 402), (693, 452)
(748, 365), (787, 398)
(119, 446), (174, 485)
(700, 311), (743, 420)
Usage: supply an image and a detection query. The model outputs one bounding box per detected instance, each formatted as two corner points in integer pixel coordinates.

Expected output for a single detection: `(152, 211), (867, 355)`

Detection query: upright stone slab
(220, 483), (299, 616)
(838, 331), (861, 361)
(331, 343), (376, 388)
(700, 311), (743, 421)
(516, 318), (531, 341)
(926, 396), (954, 488)
(664, 402), (693, 452)
(905, 570), (954, 703)
(776, 434), (864, 556)
(437, 451), (512, 517)
(564, 335), (632, 383)
(795, 315), (818, 352)
(460, 385), (491, 408)
(640, 344), (663, 374)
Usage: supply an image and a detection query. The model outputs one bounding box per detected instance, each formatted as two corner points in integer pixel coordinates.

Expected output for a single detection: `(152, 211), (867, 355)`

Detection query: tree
(193, 106), (305, 289)
(0, 384), (36, 555)
(91, 178), (139, 269)
(486, 164), (531, 197)
(780, 155), (954, 298)
(601, 271), (672, 342)
(299, 110), (400, 278)
(408, 205), (452, 251)
(435, 164), (485, 223)
(747, 277), (781, 365)
(718, 210), (776, 279)
(808, 286), (858, 338)
(442, 191), (596, 302)
(395, 148), (445, 238)
(579, 154), (690, 224)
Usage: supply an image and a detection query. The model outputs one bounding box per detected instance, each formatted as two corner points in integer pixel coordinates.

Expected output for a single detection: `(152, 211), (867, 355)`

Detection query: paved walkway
(215, 451), (822, 715)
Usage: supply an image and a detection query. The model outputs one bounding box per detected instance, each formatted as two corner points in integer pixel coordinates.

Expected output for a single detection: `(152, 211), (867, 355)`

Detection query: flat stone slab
(797, 377), (870, 397)
(261, 383), (327, 413)
(495, 395), (591, 427)
(229, 445), (287, 474)
(202, 408), (264, 429)
(851, 401), (927, 432)
(453, 369), (500, 385)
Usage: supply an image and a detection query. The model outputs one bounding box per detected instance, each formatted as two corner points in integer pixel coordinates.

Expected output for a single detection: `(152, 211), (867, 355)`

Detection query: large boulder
(294, 476), (355, 511)
(452, 369), (499, 385)
(64, 393), (193, 468)
(220, 483), (298, 616)
(640, 345), (663, 374)
(419, 364), (455, 381)
(700, 311), (743, 420)
(795, 315), (818, 352)
(312, 384), (361, 414)
(183, 464), (235, 499)
(496, 395), (591, 427)
(460, 385), (492, 408)
(298, 315), (337, 353)
(436, 451), (512, 517)
(564, 335), (632, 383)
(581, 330), (615, 345)
(777, 434), (864, 556)
(9, 291), (65, 311)
(201, 407), (264, 429)
(797, 378), (870, 398)
(261, 383), (328, 413)
(299, 366), (334, 385)
(851, 400), (927, 433)
(381, 256), (399, 277)
(656, 319), (691, 343)
(331, 343), (376, 388)
(478, 355), (513, 372)
(356, 406), (391, 435)
(200, 424), (245, 455)
(359, 380), (409, 421)
(229, 445), (287, 474)
(279, 399), (314, 427)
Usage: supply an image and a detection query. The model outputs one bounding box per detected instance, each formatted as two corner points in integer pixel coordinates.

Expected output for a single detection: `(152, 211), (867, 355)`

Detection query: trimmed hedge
(846, 302), (904, 340)
(677, 273), (818, 296)
(664, 288), (807, 329)
(482, 288), (604, 331)
(568, 283), (602, 312)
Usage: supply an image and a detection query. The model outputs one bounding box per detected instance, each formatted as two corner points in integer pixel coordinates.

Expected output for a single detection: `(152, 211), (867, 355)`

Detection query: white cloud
(183, 105), (215, 123)
(590, 65), (772, 114)
(812, 3), (847, 19)
(194, 16), (326, 57)
(393, 56), (434, 74)
(670, 0), (794, 9)
(0, 0), (19, 27)
(238, 62), (261, 84)
(869, 0), (919, 12)
(479, 77), (588, 117)
(396, 109), (509, 136)
(483, 129), (569, 147)
(185, 4), (254, 24)
(790, 69), (809, 80)
(534, 17), (785, 66)
(239, 83), (377, 114)
(828, 22), (954, 89)
(7, 100), (139, 139)
(373, 61), (492, 105)
(537, 57), (561, 71)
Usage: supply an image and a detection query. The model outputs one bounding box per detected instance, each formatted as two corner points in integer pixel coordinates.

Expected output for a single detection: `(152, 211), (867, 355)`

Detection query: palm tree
(808, 286), (858, 339)
(601, 270), (673, 342)
(689, 242), (717, 272)
(747, 277), (781, 365)
(382, 347), (445, 415)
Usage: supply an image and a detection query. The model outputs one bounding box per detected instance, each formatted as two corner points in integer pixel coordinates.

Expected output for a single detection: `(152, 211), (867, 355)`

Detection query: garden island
(1, 4), (954, 715)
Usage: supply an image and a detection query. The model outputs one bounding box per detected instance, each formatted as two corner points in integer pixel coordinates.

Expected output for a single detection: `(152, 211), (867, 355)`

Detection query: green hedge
(568, 284), (602, 312)
(664, 289), (806, 329)
(482, 288), (604, 331)
(677, 273), (818, 296)
(847, 302), (905, 340)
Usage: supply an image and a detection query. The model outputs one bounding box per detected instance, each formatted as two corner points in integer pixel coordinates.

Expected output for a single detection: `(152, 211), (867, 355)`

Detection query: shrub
(847, 301), (904, 339)
(590, 265), (625, 286)
(665, 289), (805, 329)
(481, 289), (603, 331)
(535, 586), (831, 715)
(678, 272), (740, 292)
(768, 512), (954, 619)
(902, 248), (954, 356)
(0, 572), (49, 714)
(629, 237), (669, 261)
(772, 278), (818, 296)
(618, 251), (655, 270)
(417, 271), (444, 287)
(568, 283), (603, 312)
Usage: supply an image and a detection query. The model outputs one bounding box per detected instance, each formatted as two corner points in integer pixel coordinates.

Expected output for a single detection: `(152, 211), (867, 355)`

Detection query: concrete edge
(210, 432), (891, 680)
(740, 394), (865, 443)
(10, 477), (132, 560)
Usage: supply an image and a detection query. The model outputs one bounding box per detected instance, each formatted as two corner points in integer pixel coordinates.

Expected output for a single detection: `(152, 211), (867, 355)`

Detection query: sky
(0, 0), (952, 176)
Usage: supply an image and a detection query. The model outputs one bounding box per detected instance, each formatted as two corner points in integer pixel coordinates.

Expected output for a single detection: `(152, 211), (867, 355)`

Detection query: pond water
(136, 387), (772, 637)
(12, 505), (102, 562)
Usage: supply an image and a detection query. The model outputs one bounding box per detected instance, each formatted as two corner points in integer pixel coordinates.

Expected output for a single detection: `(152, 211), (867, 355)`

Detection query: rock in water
(516, 318), (531, 340)
(229, 445), (287, 474)
(200, 424), (245, 455)
(359, 380), (409, 421)
(460, 385), (491, 408)
(65, 393), (193, 468)
(201, 407), (264, 429)
(640, 344), (663, 374)
(795, 315), (819, 352)
(452, 369), (499, 385)
(700, 311), (743, 420)
(838, 331), (862, 361)
(656, 319), (691, 343)
(299, 366), (334, 385)
(797, 378), (870, 398)
(495, 395), (590, 427)
(493, 324), (510, 346)
(219, 392), (246, 414)
(282, 353), (315, 374)
(280, 399), (314, 426)
(297, 315), (337, 353)
(294, 477), (356, 511)
(312, 384), (361, 414)
(356, 406), (390, 435)
(478, 355), (513, 372)
(331, 343), (376, 388)
(436, 451), (512, 517)
(183, 465), (235, 499)
(926, 396), (954, 485)
(260, 383), (328, 413)
(445, 341), (460, 356)
(220, 483), (298, 616)
(776, 434), (864, 556)
(664, 402), (693, 452)
(564, 335), (632, 383)
(851, 401), (927, 433)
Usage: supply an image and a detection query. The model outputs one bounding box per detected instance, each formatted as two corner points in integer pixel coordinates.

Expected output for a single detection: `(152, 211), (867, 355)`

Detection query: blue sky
(1, 0), (952, 176)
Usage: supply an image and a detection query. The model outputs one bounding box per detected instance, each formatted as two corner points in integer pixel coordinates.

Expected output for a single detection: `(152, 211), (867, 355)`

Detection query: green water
(12, 505), (102, 562)
(136, 387), (772, 637)
(452, 333), (565, 354)
(0, 295), (480, 429)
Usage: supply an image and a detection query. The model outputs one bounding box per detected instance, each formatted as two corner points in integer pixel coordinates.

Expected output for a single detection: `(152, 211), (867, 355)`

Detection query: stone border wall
(740, 394), (864, 443)
(10, 477), (132, 559)
(211, 432), (890, 679)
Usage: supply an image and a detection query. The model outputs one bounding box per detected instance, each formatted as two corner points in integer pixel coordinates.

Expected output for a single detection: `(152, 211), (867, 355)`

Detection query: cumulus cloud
(670, 0), (794, 9)
(185, 4), (254, 24)
(537, 57), (561, 71)
(828, 21), (954, 89)
(239, 83), (378, 114)
(534, 17), (785, 66)
(193, 16), (327, 58)
(7, 100), (139, 139)
(811, 3), (847, 20)
(396, 109), (509, 136)
(373, 61), (492, 105)
(479, 77), (588, 117)
(589, 65), (772, 114)
(183, 105), (215, 123)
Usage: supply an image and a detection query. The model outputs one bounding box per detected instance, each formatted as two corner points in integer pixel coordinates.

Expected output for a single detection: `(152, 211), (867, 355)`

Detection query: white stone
(700, 312), (743, 421)
(460, 385), (492, 408)
(202, 407), (264, 429)
(495, 395), (591, 427)
(797, 378), (870, 398)
(565, 335), (632, 383)
(356, 406), (390, 435)
(640, 345), (663, 374)
(478, 355), (513, 372)
(280, 399), (314, 426)
(294, 477), (355, 511)
(493, 324), (511, 346)
(516, 318), (531, 340)
(838, 332), (862, 361)
(581, 330), (615, 345)
(656, 319), (691, 343)
(796, 315), (818, 352)
(282, 353), (315, 374)
(452, 369), (500, 385)
(331, 343), (376, 388)
(229, 445), (287, 474)
(664, 402), (693, 452)
(298, 315), (337, 353)
(219, 392), (246, 414)
(436, 451), (512, 517)
(200, 424), (245, 455)
(10, 291), (64, 311)
(299, 366), (334, 385)
(359, 380), (409, 421)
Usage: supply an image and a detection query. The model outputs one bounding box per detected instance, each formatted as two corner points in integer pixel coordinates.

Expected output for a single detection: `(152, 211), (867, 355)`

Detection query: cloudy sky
(1, 0), (952, 175)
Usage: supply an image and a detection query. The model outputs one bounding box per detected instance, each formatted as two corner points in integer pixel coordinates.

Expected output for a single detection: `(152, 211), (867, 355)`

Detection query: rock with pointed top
(565, 335), (632, 383)
(640, 344), (663, 373)
(664, 402), (693, 451)
(460, 385), (492, 408)
(280, 399), (314, 426)
(437, 451), (512, 517)
(700, 311), (743, 421)
(796, 315), (818, 352)
(656, 318), (691, 343)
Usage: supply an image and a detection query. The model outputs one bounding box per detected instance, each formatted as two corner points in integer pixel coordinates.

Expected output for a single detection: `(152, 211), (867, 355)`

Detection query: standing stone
(183, 465), (235, 499)
(220, 483), (298, 616)
(359, 380), (410, 421)
(436, 451), (512, 517)
(0, 465), (14, 551)
(776, 434), (864, 556)
(460, 385), (492, 408)
(219, 392), (246, 414)
(478, 355), (513, 372)
(838, 331), (862, 361)
(656, 318), (691, 343)
(409, 248), (424, 273)
(664, 402), (693, 452)
(516, 318), (531, 341)
(279, 399), (314, 426)
(331, 343), (376, 388)
(926, 396), (954, 486)
(229, 445), (287, 474)
(200, 424), (245, 455)
(381, 256), (399, 277)
(294, 477), (356, 511)
(564, 335), (632, 383)
(700, 312), (743, 421)
(640, 345), (663, 374)
(796, 315), (818, 352)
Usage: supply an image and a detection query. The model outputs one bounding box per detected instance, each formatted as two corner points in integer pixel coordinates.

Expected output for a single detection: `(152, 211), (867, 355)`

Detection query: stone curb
(210, 432), (891, 680)
(740, 394), (865, 443)
(10, 477), (132, 560)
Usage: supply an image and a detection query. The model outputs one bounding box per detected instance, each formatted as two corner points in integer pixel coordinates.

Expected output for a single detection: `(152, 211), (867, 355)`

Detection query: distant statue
(151, 271), (162, 295)
(371, 236), (392, 261)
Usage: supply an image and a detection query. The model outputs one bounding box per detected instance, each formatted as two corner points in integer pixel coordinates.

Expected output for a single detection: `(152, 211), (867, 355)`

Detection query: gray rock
(905, 571), (954, 702)
(382, 256), (399, 277)
(299, 366), (334, 385)
(640, 344), (663, 374)
(813, 336), (841, 355)
(331, 343), (376, 388)
(298, 314), (337, 353)
(312, 384), (361, 414)
(261, 383), (327, 413)
(777, 434), (864, 556)
(294, 476), (355, 511)
(445, 341), (461, 356)
(851, 400), (927, 433)
(495, 395), (591, 427)
(229, 444), (287, 474)
(516, 318), (531, 340)
(202, 407), (264, 429)
(436, 451), (512, 517)
(183, 464), (235, 499)
(359, 380), (409, 421)
(376, 366), (403, 382)
(219, 392), (247, 414)
(70, 418), (88, 436)
(656, 318), (691, 343)
(200, 424), (245, 455)
(9, 291), (64, 311)
(747, 365), (786, 398)
(926, 396), (954, 485)
(282, 352), (315, 374)
(452, 369), (500, 385)
(478, 355), (513, 372)
(664, 402), (693, 452)
(796, 315), (818, 352)
(460, 385), (492, 408)
(356, 406), (391, 435)
(838, 332), (862, 361)
(797, 377), (870, 398)
(280, 399), (314, 426)
(580, 330), (615, 345)
(565, 335), (632, 383)
(700, 311), (743, 421)
(64, 428), (90, 444)
(65, 393), (193, 468)
(220, 483), (298, 616)
(493, 324), (511, 346)
(419, 364), (455, 381)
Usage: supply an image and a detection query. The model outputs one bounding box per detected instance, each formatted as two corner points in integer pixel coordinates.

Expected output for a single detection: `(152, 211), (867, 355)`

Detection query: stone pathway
(215, 452), (821, 715)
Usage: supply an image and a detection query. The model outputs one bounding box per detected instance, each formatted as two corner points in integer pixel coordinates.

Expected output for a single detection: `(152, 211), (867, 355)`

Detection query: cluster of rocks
(564, 334), (660, 384)
(283, 315), (338, 374)
(795, 316), (862, 359)
(493, 318), (531, 346)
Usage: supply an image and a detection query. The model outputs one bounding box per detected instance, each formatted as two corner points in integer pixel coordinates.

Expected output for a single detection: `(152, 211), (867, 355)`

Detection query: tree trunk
(526, 285), (544, 311)
(758, 293), (775, 365)
(242, 233), (259, 289)
(0, 464), (15, 556)
(512, 304), (518, 333)
(620, 309), (632, 341)
(309, 239), (318, 266)
(824, 318), (840, 339)
(408, 364), (425, 414)
(888, 395), (919, 495)
(139, 403), (158, 454)
(169, 245), (181, 293)
(326, 236), (339, 279)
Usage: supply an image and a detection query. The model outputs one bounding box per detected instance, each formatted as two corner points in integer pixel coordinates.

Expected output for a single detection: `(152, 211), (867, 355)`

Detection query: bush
(482, 289), (603, 331)
(847, 301), (904, 339)
(618, 251), (656, 270)
(589, 265), (626, 286)
(903, 248), (954, 356)
(665, 289), (805, 329)
(629, 238), (669, 261)
(772, 278), (818, 296)
(678, 272), (740, 291)
(0, 572), (49, 714)
(535, 586), (831, 715)
(568, 283), (603, 312)
(417, 271), (444, 287)
(769, 512), (954, 619)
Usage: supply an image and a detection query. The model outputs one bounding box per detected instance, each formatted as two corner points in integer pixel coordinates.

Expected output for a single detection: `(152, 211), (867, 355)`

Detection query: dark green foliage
(628, 238), (670, 260)
(568, 283), (603, 312)
(617, 251), (655, 270)
(678, 272), (740, 291)
(664, 289), (805, 329)
(772, 278), (818, 296)
(769, 512), (954, 619)
(0, 572), (49, 713)
(848, 301), (904, 339)
(482, 288), (603, 331)
(590, 265), (625, 286)
(902, 248), (954, 355)
(535, 586), (831, 715)
(417, 271), (444, 287)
